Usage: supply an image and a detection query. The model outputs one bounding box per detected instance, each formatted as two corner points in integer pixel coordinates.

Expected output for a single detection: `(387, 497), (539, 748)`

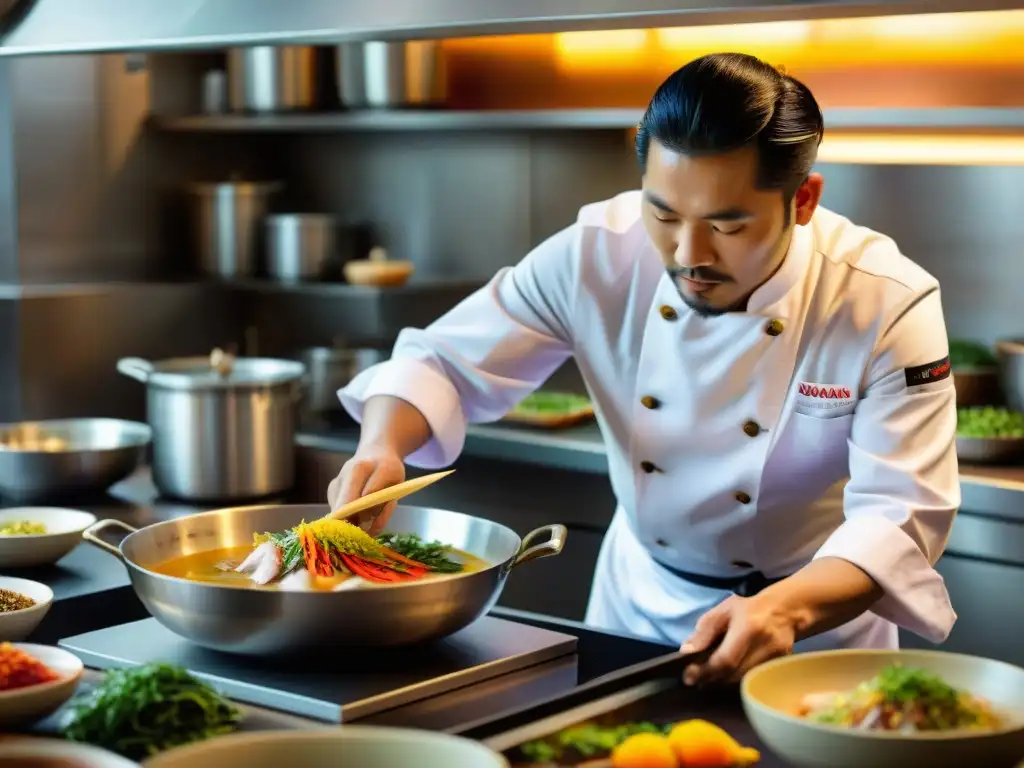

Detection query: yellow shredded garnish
(255, 519), (389, 559)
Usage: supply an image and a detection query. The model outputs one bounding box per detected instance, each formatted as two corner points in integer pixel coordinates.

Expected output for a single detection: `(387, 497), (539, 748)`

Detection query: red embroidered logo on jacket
(797, 382), (853, 400)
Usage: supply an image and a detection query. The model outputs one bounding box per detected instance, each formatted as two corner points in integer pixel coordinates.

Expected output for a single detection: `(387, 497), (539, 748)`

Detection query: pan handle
(82, 518), (139, 560)
(116, 357), (154, 383)
(511, 524), (567, 569)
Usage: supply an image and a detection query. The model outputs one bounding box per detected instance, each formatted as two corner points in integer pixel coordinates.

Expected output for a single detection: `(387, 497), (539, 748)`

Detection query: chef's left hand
(679, 593), (799, 686)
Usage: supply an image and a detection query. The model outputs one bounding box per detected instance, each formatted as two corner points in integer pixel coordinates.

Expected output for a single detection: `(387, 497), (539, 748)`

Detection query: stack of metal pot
(117, 351), (305, 503)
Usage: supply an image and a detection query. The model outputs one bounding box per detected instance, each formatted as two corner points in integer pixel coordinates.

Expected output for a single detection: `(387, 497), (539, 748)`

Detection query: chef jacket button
(742, 420), (762, 438)
(640, 395), (660, 410)
(731, 560), (754, 569)
(659, 305), (679, 321)
(640, 460), (659, 474)
(765, 319), (785, 337)
(734, 491), (752, 505)
(656, 538), (669, 547)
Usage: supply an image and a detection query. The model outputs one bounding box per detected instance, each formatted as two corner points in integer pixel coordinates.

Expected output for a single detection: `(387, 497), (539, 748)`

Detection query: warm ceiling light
(818, 133), (1024, 165)
(555, 30), (650, 55)
(657, 21), (812, 48)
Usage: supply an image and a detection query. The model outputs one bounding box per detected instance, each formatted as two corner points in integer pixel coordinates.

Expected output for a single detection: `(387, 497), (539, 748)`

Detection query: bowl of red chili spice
(0, 642), (83, 726)
(0, 576), (53, 641)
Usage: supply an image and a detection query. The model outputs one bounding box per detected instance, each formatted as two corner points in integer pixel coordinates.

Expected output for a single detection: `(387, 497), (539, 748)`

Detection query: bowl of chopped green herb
(0, 577), (52, 641)
(742, 649), (1024, 768)
(955, 406), (1024, 464)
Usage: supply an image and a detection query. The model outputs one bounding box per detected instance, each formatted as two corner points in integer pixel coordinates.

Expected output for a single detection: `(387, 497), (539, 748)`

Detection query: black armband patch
(904, 356), (951, 387)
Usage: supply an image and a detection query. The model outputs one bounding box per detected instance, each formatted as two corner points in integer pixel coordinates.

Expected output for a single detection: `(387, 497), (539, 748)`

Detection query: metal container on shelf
(996, 339), (1024, 412)
(265, 214), (337, 282)
(337, 40), (445, 108)
(300, 345), (386, 414)
(0, 418), (151, 503)
(189, 180), (282, 279)
(227, 45), (317, 113)
(116, 352), (305, 503)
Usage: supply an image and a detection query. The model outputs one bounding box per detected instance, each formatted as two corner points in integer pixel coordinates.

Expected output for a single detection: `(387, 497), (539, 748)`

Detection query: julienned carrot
(340, 554), (398, 582)
(300, 530), (320, 578)
(355, 559), (405, 582)
(380, 547), (429, 569)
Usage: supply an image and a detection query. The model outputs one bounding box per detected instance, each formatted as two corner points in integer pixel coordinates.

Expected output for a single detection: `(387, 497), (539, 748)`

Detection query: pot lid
(117, 352), (305, 391)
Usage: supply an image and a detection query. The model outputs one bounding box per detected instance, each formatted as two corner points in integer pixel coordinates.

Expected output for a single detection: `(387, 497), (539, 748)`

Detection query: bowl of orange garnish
(0, 641), (84, 726)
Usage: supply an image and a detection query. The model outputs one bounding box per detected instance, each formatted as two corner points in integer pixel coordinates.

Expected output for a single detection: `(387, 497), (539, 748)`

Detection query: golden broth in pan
(150, 544), (490, 590)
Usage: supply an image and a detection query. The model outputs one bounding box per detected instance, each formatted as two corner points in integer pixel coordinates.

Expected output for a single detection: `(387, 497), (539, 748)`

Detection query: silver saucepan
(82, 504), (566, 654)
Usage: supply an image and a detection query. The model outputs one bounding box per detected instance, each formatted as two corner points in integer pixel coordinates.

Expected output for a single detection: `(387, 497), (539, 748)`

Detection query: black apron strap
(652, 558), (788, 597)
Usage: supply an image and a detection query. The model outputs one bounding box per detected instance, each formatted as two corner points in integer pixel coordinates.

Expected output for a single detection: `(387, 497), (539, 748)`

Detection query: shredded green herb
(376, 532), (463, 573)
(519, 721), (668, 762)
(874, 664), (959, 706)
(63, 662), (241, 759)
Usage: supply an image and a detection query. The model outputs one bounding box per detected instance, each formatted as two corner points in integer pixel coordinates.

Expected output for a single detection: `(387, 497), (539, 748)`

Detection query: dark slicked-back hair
(635, 52), (824, 201)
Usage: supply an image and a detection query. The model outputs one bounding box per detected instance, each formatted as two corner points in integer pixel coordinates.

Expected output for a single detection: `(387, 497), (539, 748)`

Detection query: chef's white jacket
(339, 191), (959, 650)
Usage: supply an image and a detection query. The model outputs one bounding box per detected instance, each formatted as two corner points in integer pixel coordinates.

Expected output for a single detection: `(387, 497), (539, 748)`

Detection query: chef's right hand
(326, 447), (406, 536)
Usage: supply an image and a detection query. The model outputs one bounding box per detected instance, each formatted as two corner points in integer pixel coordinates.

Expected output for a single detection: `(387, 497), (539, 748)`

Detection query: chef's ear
(792, 173), (824, 227)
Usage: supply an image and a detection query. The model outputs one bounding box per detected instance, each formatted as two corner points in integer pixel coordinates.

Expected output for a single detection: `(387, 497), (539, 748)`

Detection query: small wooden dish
(501, 406), (595, 429)
(344, 247), (414, 288)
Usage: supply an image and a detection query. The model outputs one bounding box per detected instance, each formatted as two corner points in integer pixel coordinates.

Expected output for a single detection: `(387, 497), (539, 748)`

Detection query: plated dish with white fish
(742, 649), (1024, 768)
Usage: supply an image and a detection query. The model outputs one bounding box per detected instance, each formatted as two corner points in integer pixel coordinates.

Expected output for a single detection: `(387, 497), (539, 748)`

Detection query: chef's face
(641, 141), (823, 316)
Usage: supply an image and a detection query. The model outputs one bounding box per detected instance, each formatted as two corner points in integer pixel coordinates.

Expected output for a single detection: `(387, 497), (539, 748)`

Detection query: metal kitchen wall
(0, 49), (1022, 421)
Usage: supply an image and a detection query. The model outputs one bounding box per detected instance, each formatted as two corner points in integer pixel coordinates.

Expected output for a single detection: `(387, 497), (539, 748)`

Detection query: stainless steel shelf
(225, 276), (486, 296)
(151, 108), (1024, 134)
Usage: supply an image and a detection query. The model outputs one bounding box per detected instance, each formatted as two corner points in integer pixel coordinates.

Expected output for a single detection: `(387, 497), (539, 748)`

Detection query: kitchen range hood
(0, 0), (1022, 57)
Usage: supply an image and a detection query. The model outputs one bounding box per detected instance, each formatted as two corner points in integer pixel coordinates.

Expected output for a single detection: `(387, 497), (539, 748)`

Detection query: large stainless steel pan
(82, 504), (566, 655)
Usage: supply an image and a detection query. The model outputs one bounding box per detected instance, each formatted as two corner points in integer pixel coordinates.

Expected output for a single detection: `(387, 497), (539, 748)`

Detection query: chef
(328, 52), (959, 685)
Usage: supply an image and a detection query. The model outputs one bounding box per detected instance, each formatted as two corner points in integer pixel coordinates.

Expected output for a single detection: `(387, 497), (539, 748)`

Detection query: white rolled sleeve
(338, 225), (580, 469)
(813, 287), (959, 643)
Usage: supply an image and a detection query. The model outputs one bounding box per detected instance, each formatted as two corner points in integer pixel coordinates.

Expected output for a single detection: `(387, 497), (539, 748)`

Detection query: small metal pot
(337, 40), (445, 108)
(189, 181), (282, 279)
(117, 354), (305, 503)
(227, 46), (317, 113)
(300, 346), (385, 414)
(265, 214), (337, 283)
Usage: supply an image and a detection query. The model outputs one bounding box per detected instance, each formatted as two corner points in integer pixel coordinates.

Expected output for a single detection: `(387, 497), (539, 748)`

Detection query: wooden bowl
(343, 259), (414, 287)
(953, 367), (1003, 407)
(956, 434), (1024, 465)
(741, 649), (1024, 768)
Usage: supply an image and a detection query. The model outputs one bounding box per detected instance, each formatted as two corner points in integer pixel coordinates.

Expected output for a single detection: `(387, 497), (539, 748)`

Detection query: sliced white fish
(333, 576), (366, 591)
(801, 691), (841, 710)
(235, 541), (284, 585)
(278, 568), (315, 591)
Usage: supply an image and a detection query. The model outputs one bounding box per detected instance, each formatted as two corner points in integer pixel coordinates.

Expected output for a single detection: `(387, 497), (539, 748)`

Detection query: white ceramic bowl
(0, 643), (84, 727)
(0, 735), (139, 767)
(742, 649), (1024, 768)
(0, 506), (97, 567)
(142, 727), (508, 768)
(0, 577), (53, 641)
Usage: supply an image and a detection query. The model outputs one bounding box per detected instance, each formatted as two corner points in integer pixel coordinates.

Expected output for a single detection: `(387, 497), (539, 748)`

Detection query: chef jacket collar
(742, 221), (813, 318)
